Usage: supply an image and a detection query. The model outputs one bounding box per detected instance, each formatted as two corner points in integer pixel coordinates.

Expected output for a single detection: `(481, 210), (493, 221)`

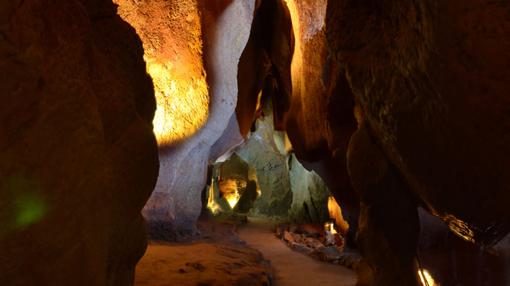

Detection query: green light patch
(15, 193), (47, 229)
(1, 175), (48, 232)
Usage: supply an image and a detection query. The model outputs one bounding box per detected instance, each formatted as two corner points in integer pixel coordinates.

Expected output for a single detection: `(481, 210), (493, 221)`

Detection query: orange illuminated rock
(114, 0), (209, 145)
(327, 196), (349, 236)
(119, 0), (257, 240)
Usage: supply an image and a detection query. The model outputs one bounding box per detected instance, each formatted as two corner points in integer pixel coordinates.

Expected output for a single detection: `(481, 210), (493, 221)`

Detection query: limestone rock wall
(264, 0), (360, 242)
(266, 0), (510, 283)
(288, 154), (330, 224)
(236, 0), (294, 136)
(116, 0), (256, 240)
(328, 0), (510, 247)
(418, 209), (509, 285)
(0, 0), (159, 285)
(233, 107), (331, 222)
(330, 0), (510, 284)
(237, 113), (293, 217)
(233, 0), (359, 235)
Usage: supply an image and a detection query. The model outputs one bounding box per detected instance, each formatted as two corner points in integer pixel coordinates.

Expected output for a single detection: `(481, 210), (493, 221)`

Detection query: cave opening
(202, 98), (349, 234)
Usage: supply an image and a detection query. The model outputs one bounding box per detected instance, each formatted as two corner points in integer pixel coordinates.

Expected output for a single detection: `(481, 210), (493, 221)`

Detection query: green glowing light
(1, 175), (48, 233)
(15, 194), (47, 229)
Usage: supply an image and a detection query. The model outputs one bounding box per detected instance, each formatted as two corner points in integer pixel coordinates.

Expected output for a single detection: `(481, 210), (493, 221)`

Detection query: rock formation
(288, 154), (331, 225)
(3, 0), (510, 285)
(237, 113), (293, 217)
(113, 0), (256, 240)
(240, 0), (510, 284)
(237, 0), (361, 242)
(0, 0), (159, 285)
(333, 0), (510, 284)
(208, 103), (333, 224)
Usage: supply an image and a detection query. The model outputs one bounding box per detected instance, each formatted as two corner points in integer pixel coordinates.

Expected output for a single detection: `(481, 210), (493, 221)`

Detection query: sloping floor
(237, 217), (357, 286)
(134, 221), (273, 286)
(134, 218), (357, 286)
(135, 242), (273, 286)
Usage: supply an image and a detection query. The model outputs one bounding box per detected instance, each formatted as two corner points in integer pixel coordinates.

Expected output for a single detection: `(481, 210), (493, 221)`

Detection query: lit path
(237, 217), (358, 286)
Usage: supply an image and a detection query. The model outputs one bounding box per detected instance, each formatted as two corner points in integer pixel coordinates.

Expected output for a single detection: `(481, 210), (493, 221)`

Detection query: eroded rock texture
(231, 104), (332, 223)
(0, 0), (158, 285)
(254, 0), (361, 235)
(247, 0), (510, 284)
(234, 0), (360, 245)
(115, 0), (256, 240)
(237, 113), (293, 217)
(326, 0), (510, 284)
(418, 209), (510, 285)
(236, 0), (294, 136)
(329, 0), (510, 246)
(348, 123), (420, 286)
(288, 154), (330, 224)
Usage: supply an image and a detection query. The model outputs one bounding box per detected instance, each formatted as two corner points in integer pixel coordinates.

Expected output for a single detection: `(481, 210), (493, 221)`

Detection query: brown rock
(328, 0), (510, 247)
(283, 230), (296, 244)
(297, 224), (323, 237)
(320, 0), (510, 283)
(247, 0), (510, 284)
(303, 237), (325, 249)
(0, 0), (158, 285)
(263, 0), (360, 243)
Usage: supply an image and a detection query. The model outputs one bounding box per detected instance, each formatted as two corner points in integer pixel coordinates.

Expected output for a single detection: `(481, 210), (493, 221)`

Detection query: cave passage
(122, 0), (510, 283)
(2, 0), (510, 286)
(136, 99), (359, 285)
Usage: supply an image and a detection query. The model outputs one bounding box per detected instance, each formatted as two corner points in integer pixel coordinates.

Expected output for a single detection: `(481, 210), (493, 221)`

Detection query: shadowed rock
(0, 0), (158, 285)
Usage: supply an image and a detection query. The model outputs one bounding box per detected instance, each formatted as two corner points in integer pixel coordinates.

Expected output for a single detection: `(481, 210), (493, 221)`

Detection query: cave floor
(237, 217), (357, 286)
(134, 241), (272, 286)
(134, 221), (273, 286)
(134, 218), (357, 286)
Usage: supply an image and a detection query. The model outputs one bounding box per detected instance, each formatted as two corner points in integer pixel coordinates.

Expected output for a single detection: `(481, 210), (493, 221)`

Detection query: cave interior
(1, 0), (510, 286)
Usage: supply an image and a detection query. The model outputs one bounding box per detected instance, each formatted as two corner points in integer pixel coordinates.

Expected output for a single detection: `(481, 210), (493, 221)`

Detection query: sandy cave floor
(134, 218), (357, 286)
(237, 217), (357, 286)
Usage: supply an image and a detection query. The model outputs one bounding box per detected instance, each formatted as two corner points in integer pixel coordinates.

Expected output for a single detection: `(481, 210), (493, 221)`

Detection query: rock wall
(236, 0), (294, 136)
(233, 105), (331, 223)
(0, 0), (159, 285)
(328, 0), (510, 284)
(288, 154), (330, 224)
(117, 0), (256, 240)
(418, 209), (509, 285)
(265, 0), (360, 244)
(261, 0), (510, 284)
(237, 112), (293, 217)
(328, 0), (510, 248)
(233, 0), (359, 238)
